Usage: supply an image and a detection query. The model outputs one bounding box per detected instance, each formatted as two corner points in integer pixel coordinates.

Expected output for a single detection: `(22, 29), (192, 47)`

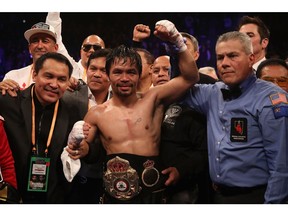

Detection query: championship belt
(104, 156), (141, 201)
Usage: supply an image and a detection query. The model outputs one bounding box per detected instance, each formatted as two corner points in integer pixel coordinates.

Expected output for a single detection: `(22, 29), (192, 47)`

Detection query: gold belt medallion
(104, 156), (141, 201)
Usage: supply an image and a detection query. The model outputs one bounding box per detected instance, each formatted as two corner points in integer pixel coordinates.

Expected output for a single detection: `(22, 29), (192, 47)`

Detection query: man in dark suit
(62, 48), (111, 204)
(0, 52), (76, 203)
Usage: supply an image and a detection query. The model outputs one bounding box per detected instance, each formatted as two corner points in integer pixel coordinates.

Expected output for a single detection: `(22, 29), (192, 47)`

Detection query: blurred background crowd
(0, 12), (287, 80)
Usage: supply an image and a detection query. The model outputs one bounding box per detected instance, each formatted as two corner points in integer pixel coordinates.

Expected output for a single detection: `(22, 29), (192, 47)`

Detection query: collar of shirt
(222, 73), (257, 94)
(87, 85), (113, 107)
(253, 57), (266, 71)
(87, 88), (97, 107)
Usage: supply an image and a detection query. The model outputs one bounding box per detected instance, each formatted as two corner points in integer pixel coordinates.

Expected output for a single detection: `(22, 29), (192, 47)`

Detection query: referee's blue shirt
(183, 74), (288, 203)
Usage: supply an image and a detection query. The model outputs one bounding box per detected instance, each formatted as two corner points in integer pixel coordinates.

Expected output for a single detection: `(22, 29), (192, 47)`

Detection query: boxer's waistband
(103, 153), (167, 201)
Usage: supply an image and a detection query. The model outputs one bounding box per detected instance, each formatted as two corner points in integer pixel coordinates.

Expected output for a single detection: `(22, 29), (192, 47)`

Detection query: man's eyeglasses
(81, 44), (102, 52)
(262, 76), (288, 87)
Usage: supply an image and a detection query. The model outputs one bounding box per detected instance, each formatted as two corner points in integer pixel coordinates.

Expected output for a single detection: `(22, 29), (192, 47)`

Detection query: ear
(28, 45), (32, 56)
(54, 43), (59, 52)
(193, 51), (200, 61)
(32, 69), (37, 82)
(248, 53), (255, 68)
(148, 64), (153, 75)
(261, 38), (269, 49)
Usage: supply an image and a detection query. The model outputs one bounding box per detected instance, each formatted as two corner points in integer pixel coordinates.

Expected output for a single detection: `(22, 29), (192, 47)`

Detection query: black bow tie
(221, 87), (242, 101)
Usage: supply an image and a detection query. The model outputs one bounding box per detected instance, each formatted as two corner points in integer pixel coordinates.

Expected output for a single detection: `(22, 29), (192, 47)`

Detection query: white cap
(24, 22), (57, 42)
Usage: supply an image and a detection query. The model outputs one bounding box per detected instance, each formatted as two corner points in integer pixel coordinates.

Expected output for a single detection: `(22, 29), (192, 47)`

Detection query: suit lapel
(78, 85), (89, 117)
(21, 85), (33, 146)
(48, 100), (69, 158)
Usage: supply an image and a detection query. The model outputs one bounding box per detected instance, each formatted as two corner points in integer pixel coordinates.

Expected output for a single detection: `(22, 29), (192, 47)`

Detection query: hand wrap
(156, 20), (187, 53)
(68, 120), (85, 146)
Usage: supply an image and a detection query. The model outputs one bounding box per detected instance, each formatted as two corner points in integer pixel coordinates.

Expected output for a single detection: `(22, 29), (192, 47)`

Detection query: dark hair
(134, 48), (155, 65)
(87, 48), (112, 68)
(34, 52), (73, 77)
(238, 16), (270, 42)
(105, 45), (142, 76)
(256, 58), (288, 78)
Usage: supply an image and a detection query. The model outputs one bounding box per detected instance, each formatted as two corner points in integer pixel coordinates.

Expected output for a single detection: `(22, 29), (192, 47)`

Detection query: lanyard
(31, 86), (59, 156)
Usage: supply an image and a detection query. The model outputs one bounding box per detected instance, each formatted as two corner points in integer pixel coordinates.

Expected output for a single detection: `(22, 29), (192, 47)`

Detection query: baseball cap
(24, 22), (57, 42)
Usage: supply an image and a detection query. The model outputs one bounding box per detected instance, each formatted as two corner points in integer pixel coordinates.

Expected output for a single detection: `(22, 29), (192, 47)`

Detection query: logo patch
(163, 104), (182, 128)
(230, 118), (247, 142)
(269, 93), (288, 105)
(272, 105), (288, 119)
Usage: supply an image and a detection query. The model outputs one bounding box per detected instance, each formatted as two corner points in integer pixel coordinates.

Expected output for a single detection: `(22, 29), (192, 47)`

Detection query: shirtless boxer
(67, 20), (199, 203)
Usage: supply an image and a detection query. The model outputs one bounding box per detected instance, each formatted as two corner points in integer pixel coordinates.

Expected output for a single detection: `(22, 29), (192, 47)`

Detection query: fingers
(1, 87), (18, 97)
(135, 24), (150, 33)
(162, 167), (180, 186)
(1, 88), (6, 96)
(67, 141), (89, 159)
(66, 86), (74, 92)
(66, 77), (79, 92)
(0, 80), (20, 91)
(7, 89), (18, 97)
(133, 24), (151, 41)
(153, 25), (170, 41)
(66, 145), (81, 159)
(83, 123), (91, 139)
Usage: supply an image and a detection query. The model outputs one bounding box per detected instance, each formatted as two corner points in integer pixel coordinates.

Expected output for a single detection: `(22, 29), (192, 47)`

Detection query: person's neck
(112, 93), (138, 108)
(81, 60), (87, 70)
(254, 52), (266, 64)
(92, 90), (109, 104)
(137, 77), (152, 94)
(34, 90), (50, 108)
(33, 86), (57, 108)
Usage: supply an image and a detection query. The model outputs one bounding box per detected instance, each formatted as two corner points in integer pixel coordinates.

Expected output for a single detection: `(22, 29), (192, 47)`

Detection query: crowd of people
(0, 12), (287, 205)
(1, 13), (288, 81)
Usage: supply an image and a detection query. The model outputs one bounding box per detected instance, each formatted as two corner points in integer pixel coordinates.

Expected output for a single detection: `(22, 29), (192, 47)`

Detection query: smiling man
(0, 52), (82, 203)
(66, 20), (199, 204)
(0, 22), (58, 92)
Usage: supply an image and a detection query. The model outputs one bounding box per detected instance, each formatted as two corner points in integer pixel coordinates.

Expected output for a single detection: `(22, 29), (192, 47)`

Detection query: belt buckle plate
(104, 156), (141, 201)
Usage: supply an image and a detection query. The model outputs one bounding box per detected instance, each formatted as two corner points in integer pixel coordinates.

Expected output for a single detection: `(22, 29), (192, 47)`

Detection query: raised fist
(154, 20), (187, 53)
(133, 24), (151, 42)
